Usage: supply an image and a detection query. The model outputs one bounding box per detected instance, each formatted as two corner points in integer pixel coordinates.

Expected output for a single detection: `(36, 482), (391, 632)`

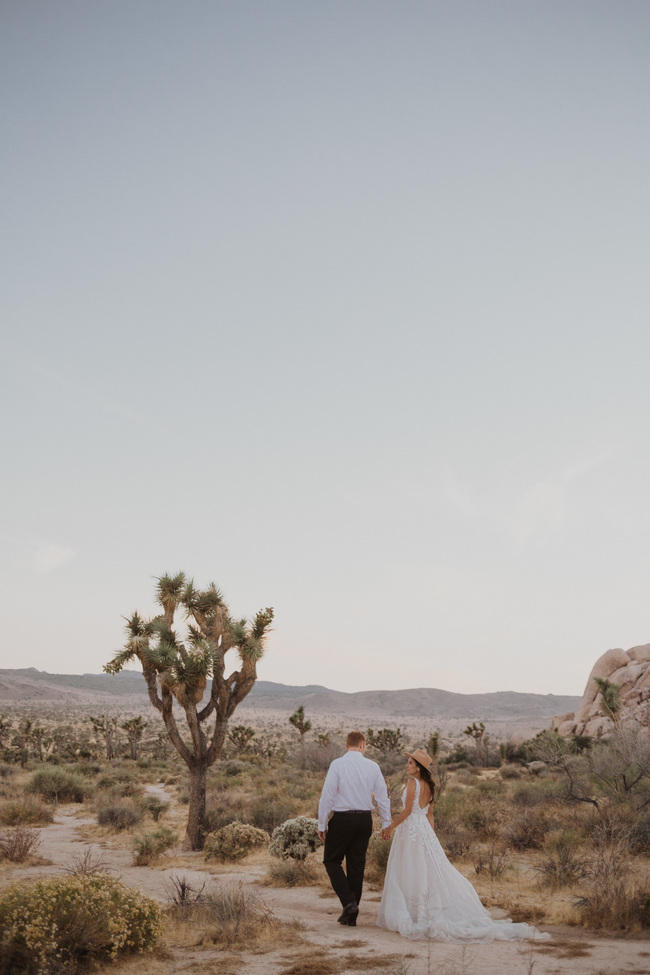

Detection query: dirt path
(3, 787), (649, 975)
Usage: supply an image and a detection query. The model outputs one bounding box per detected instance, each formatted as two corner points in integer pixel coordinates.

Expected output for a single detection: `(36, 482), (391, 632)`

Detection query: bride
(376, 748), (549, 943)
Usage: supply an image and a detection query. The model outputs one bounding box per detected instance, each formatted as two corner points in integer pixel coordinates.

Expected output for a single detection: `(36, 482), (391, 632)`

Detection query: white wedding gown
(377, 779), (549, 943)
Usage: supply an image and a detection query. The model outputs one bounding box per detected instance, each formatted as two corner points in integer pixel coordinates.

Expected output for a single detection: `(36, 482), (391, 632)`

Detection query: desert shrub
(499, 764), (522, 780)
(441, 744), (471, 765)
(301, 741), (342, 773)
(95, 771), (139, 797)
(501, 809), (554, 850)
(269, 816), (320, 860)
(0, 826), (41, 862)
(511, 781), (556, 808)
(462, 796), (504, 841)
(164, 874), (207, 907)
(27, 767), (87, 803)
(0, 764), (16, 780)
(0, 874), (162, 973)
(65, 847), (112, 877)
(365, 833), (393, 882)
(249, 797), (298, 833)
(75, 762), (101, 778)
(133, 826), (177, 865)
(168, 884), (276, 948)
(629, 810), (650, 854)
(264, 858), (321, 887)
(536, 829), (587, 889)
(576, 844), (650, 929)
(437, 823), (475, 861)
(204, 822), (268, 862)
(139, 795), (169, 822)
(0, 797), (53, 826)
(205, 804), (240, 832)
(473, 841), (511, 880)
(97, 802), (141, 830)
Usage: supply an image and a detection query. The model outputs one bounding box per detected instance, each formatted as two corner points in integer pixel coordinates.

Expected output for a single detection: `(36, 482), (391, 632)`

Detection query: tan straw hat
(405, 748), (432, 770)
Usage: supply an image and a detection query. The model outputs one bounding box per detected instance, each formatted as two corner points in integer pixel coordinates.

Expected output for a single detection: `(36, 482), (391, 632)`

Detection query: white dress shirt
(318, 749), (392, 831)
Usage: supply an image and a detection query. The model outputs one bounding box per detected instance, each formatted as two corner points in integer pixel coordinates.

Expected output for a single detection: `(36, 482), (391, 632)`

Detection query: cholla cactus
(204, 822), (268, 862)
(269, 816), (319, 861)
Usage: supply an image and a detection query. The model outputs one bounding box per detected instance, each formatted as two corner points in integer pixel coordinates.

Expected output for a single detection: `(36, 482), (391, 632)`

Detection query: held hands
(381, 825), (394, 840)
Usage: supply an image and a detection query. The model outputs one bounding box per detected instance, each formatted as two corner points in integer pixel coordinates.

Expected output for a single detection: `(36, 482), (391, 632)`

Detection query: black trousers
(323, 811), (373, 908)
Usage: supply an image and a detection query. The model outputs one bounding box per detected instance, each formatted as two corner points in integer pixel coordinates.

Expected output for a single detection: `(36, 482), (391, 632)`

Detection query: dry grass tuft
(165, 882), (306, 953)
(263, 857), (322, 887)
(534, 938), (594, 958)
(278, 955), (342, 975)
(344, 952), (405, 969)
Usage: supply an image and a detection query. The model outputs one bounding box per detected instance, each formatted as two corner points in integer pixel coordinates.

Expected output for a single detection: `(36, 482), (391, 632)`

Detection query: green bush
(269, 816), (319, 861)
(133, 826), (177, 865)
(249, 797), (297, 833)
(204, 822), (268, 862)
(0, 874), (162, 973)
(140, 795), (169, 822)
(97, 803), (141, 830)
(27, 767), (87, 803)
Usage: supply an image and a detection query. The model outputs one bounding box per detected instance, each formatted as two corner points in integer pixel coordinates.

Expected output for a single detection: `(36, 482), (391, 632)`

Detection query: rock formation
(551, 643), (650, 737)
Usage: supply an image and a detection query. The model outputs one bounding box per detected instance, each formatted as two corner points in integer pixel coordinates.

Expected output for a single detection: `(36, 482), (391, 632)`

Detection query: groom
(318, 731), (392, 926)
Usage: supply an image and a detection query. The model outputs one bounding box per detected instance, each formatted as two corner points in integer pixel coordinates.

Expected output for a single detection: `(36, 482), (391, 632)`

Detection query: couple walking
(318, 731), (546, 942)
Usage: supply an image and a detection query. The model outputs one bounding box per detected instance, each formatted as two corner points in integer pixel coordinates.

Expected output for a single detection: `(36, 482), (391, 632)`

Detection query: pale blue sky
(2, 1), (649, 695)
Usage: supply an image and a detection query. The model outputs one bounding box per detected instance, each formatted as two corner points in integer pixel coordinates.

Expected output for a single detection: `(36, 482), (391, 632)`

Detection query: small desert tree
(366, 727), (403, 756)
(289, 705), (312, 740)
(228, 725), (256, 755)
(121, 716), (148, 761)
(104, 572), (273, 850)
(593, 676), (622, 730)
(463, 721), (489, 765)
(90, 715), (119, 760)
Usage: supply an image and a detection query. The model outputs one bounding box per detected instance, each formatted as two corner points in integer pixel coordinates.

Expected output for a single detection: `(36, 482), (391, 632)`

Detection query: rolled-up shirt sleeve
(373, 766), (392, 829)
(318, 763), (339, 831)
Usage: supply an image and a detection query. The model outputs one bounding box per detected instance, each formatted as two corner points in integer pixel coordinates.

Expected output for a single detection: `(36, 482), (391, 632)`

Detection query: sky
(1, 1), (649, 697)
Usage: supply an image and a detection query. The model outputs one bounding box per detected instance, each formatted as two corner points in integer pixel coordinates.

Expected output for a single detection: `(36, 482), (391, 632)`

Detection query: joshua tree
(463, 721), (489, 765)
(593, 676), (622, 730)
(289, 705), (312, 739)
(121, 716), (148, 760)
(0, 715), (12, 752)
(427, 732), (440, 762)
(90, 715), (119, 760)
(366, 727), (403, 755)
(228, 725), (256, 755)
(104, 572), (273, 850)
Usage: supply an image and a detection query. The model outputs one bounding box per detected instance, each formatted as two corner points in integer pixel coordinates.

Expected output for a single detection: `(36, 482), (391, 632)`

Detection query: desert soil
(3, 784), (649, 975)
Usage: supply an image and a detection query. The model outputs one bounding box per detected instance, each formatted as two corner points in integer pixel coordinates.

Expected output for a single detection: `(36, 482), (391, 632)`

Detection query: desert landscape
(1, 657), (649, 975)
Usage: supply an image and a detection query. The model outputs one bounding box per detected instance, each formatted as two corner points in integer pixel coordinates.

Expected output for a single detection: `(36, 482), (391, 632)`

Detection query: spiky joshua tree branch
(104, 572), (273, 849)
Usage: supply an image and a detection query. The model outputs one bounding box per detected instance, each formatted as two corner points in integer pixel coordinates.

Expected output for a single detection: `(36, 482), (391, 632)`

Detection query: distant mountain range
(0, 668), (580, 727)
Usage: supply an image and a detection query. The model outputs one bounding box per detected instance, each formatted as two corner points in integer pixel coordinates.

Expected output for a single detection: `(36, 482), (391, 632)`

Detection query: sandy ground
(2, 786), (649, 975)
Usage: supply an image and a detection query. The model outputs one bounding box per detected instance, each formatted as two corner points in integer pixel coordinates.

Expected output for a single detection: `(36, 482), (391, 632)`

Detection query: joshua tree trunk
(186, 763), (208, 850)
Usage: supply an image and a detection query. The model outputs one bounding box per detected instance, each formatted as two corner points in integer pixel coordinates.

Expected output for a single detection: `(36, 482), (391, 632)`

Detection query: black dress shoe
(337, 901), (359, 925)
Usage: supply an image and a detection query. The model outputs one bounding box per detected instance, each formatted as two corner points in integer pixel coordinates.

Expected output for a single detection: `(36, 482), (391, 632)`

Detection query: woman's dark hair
(415, 760), (436, 804)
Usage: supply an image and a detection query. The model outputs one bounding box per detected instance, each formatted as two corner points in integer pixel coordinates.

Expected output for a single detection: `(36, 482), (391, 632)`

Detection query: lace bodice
(402, 777), (429, 816)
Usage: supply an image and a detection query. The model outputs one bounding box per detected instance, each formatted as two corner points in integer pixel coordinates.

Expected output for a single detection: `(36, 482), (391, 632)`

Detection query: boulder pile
(551, 643), (650, 737)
